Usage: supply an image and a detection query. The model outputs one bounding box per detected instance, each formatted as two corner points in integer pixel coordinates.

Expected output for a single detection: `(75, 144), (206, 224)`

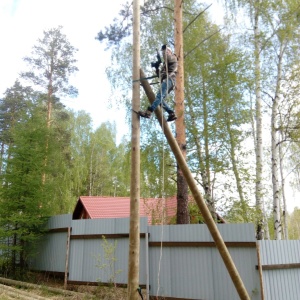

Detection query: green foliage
(68, 115), (130, 198)
(95, 0), (258, 224)
(189, 202), (205, 224)
(288, 207), (300, 239)
(95, 235), (122, 286)
(21, 26), (78, 98)
(140, 131), (177, 198)
(224, 201), (257, 223)
(0, 86), (132, 276)
(96, 0), (171, 48)
(0, 102), (50, 277)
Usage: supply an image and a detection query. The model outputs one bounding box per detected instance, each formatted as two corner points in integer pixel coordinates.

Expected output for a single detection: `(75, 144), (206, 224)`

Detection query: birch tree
(223, 0), (266, 238)
(253, 0), (265, 240)
(266, 0), (300, 239)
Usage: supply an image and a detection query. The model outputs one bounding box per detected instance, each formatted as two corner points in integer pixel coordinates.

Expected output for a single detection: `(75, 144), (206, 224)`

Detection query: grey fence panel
(82, 239), (104, 283)
(148, 224), (260, 300)
(212, 247), (260, 300)
(68, 217), (148, 285)
(171, 246), (214, 299)
(29, 214), (71, 272)
(149, 223), (213, 241)
(259, 240), (300, 264)
(69, 237), (130, 284)
(149, 243), (173, 297)
(149, 223), (256, 241)
(212, 223), (256, 242)
(113, 238), (130, 284)
(71, 219), (86, 235)
(47, 214), (72, 229)
(149, 225), (214, 298)
(68, 239), (85, 281)
(29, 215), (300, 300)
(262, 268), (300, 300)
(30, 232), (67, 273)
(259, 240), (300, 300)
(83, 219), (110, 234)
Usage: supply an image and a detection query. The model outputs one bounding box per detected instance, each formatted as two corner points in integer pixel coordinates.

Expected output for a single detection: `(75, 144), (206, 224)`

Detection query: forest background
(1, 0), (300, 277)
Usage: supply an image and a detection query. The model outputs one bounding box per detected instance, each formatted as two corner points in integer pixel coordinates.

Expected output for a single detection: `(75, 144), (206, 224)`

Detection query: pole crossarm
(139, 68), (251, 300)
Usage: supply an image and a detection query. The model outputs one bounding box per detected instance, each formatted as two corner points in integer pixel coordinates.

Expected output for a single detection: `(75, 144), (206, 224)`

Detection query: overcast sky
(0, 0), (129, 141)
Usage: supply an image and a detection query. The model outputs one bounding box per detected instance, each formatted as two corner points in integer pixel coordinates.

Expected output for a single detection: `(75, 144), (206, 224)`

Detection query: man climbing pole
(139, 45), (178, 122)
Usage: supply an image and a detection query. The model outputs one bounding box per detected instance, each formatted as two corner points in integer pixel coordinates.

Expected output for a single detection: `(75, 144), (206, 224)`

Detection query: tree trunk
(225, 107), (248, 218)
(272, 43), (284, 240)
(89, 144), (94, 196)
(186, 81), (215, 218)
(42, 65), (53, 184)
(127, 0), (140, 299)
(202, 81), (216, 217)
(279, 139), (288, 239)
(254, 2), (264, 240)
(174, 0), (189, 224)
(0, 142), (4, 175)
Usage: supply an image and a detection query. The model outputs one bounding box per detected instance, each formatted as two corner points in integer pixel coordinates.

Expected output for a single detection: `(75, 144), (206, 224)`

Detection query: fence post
(64, 227), (71, 289)
(145, 232), (150, 300)
(256, 242), (265, 300)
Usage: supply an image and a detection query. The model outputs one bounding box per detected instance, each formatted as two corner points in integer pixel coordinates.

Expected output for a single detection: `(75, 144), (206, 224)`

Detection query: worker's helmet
(161, 44), (172, 53)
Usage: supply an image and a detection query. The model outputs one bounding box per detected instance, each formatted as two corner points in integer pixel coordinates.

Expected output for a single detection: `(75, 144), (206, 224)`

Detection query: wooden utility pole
(140, 69), (251, 300)
(127, 0), (141, 299)
(174, 0), (189, 224)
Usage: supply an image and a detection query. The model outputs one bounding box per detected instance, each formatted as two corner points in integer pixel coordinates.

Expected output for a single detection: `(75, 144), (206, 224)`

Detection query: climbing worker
(139, 44), (178, 122)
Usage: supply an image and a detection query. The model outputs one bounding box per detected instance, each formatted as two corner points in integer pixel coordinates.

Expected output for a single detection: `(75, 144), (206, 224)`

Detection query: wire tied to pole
(137, 286), (144, 299)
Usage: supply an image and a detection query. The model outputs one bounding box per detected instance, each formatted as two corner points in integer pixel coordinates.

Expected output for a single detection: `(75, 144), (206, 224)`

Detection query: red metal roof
(73, 196), (177, 224)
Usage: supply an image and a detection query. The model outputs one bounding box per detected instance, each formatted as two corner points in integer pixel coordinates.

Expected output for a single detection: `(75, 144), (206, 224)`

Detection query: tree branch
(183, 4), (212, 34)
(184, 28), (223, 58)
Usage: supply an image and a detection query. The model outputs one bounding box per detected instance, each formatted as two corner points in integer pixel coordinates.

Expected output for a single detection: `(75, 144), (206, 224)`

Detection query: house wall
(29, 216), (264, 300)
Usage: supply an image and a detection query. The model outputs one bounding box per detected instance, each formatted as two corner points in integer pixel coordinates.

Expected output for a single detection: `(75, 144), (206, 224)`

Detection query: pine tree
(21, 26), (78, 183)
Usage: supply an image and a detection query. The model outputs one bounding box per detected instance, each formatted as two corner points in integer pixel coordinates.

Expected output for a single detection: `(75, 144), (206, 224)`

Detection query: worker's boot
(138, 107), (153, 119)
(167, 111), (177, 122)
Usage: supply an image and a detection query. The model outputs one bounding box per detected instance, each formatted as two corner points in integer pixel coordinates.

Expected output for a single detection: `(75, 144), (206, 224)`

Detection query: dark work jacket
(160, 51), (178, 87)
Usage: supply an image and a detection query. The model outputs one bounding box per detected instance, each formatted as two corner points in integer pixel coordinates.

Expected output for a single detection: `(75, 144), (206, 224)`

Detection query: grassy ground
(0, 273), (147, 300)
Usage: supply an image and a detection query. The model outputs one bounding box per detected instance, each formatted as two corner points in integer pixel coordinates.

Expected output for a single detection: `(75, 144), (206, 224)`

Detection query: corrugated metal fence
(258, 240), (300, 300)
(30, 215), (263, 300)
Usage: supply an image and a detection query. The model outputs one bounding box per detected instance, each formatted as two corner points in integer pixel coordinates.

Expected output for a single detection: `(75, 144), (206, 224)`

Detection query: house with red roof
(72, 196), (178, 225)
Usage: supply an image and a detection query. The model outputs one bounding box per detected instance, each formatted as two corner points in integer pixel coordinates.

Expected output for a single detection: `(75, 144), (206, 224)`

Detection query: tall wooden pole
(174, 0), (189, 224)
(127, 0), (140, 299)
(140, 69), (251, 300)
